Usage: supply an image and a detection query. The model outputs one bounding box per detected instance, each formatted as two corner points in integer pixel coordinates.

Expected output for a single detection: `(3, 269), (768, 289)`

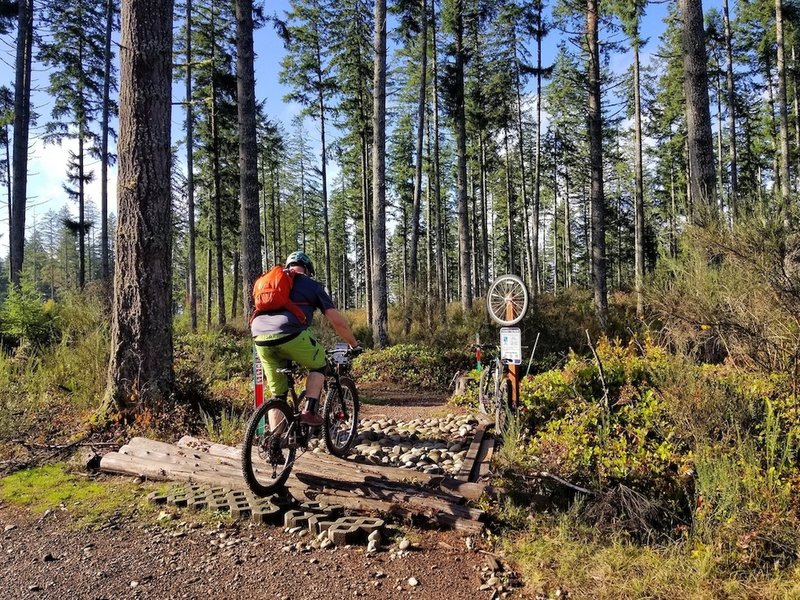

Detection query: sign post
(500, 325), (522, 406)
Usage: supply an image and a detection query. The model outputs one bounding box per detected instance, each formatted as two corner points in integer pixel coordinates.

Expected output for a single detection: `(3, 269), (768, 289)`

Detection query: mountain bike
(241, 346), (362, 496)
(477, 346), (513, 434)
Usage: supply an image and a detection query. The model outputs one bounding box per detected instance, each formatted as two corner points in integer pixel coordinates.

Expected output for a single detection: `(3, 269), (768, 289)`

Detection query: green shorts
(254, 330), (327, 398)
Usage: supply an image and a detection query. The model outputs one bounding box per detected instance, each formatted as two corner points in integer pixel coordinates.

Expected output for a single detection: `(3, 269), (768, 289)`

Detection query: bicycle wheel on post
(487, 274), (529, 326)
(323, 377), (360, 457)
(241, 399), (296, 496)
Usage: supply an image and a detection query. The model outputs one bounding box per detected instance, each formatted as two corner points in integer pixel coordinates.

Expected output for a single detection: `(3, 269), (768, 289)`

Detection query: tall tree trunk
(431, 0), (445, 320)
(680, 0), (717, 223)
(10, 0), (33, 287)
(210, 8), (226, 325)
(504, 129), (514, 273)
(633, 38), (645, 317)
(587, 0), (607, 328)
(723, 0), (738, 220)
(532, 0), (543, 295)
(236, 0), (262, 318)
(206, 221), (212, 326)
(100, 0), (114, 280)
(317, 47), (332, 295)
(371, 0), (389, 348)
(564, 174), (572, 288)
(231, 250), (239, 319)
(775, 0), (791, 215)
(186, 0), (197, 331)
(514, 37), (532, 289)
(103, 0), (174, 412)
(361, 131), (372, 324)
(479, 131), (489, 290)
(408, 0), (427, 304)
(78, 124), (86, 288)
(4, 128), (10, 282)
(454, 0), (472, 310)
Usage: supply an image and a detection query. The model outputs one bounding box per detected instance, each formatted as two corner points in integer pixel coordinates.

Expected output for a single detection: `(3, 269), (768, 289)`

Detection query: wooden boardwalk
(100, 429), (496, 534)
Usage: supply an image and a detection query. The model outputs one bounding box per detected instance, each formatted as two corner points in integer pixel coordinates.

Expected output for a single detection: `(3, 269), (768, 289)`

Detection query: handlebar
(326, 346), (364, 358)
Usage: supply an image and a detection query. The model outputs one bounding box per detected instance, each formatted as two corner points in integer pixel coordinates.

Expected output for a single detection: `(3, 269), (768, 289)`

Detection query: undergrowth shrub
(351, 344), (473, 390)
(510, 336), (800, 572)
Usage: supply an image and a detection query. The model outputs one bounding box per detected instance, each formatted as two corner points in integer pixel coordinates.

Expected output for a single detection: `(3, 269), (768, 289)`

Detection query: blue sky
(2, 0), (725, 259)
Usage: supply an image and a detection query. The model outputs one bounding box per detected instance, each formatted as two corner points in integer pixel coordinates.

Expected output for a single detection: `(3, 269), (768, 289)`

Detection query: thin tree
(454, 0), (472, 310)
(775, 0), (791, 214)
(372, 0), (389, 347)
(100, 0), (118, 280)
(680, 0), (716, 223)
(10, 0), (33, 287)
(723, 0), (738, 220)
(236, 0), (262, 317)
(102, 0), (174, 413)
(185, 0), (198, 330)
(587, 0), (607, 328)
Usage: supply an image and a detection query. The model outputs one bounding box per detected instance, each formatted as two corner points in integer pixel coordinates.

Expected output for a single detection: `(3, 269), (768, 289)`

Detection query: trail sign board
(500, 327), (522, 365)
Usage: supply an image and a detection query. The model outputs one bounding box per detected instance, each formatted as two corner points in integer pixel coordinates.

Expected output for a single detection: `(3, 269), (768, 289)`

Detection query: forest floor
(0, 386), (532, 600)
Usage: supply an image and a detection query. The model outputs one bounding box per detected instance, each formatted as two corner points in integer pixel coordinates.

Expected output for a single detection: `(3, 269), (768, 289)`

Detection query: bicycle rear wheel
(241, 399), (297, 496)
(495, 378), (512, 434)
(323, 377), (360, 457)
(478, 365), (499, 415)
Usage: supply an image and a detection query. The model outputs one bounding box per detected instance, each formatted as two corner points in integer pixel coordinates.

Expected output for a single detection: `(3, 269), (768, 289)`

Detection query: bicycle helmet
(285, 250), (315, 278)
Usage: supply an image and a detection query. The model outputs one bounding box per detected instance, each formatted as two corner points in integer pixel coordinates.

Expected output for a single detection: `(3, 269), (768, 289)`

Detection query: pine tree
(39, 0), (109, 289)
(10, 0), (33, 287)
(236, 0), (262, 317)
(280, 0), (336, 293)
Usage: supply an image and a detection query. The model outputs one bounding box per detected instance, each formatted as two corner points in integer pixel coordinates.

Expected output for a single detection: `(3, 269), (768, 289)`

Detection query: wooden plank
(176, 436), (491, 499)
(477, 437), (495, 481)
(177, 436), (241, 460)
(456, 423), (486, 481)
(100, 452), (247, 490)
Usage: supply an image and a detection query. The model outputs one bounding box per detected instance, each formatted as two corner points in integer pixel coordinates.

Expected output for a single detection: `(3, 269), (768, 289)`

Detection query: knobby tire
(323, 377), (360, 458)
(241, 399), (296, 496)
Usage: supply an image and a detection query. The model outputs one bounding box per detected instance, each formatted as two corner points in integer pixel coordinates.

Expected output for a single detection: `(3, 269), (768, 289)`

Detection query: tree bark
(186, 0), (197, 331)
(103, 0), (174, 413)
(236, 0), (262, 318)
(317, 45), (332, 295)
(633, 38), (644, 317)
(408, 0), (427, 294)
(775, 0), (791, 216)
(454, 0), (472, 311)
(723, 0), (738, 220)
(371, 0), (389, 348)
(100, 0), (114, 280)
(10, 0), (33, 287)
(587, 0), (607, 328)
(210, 8), (226, 325)
(431, 0), (446, 320)
(680, 0), (717, 224)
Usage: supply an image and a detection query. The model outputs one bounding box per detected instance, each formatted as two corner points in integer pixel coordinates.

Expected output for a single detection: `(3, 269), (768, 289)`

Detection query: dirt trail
(0, 387), (527, 600)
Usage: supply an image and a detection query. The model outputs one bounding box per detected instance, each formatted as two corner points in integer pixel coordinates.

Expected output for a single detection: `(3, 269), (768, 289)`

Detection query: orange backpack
(251, 266), (307, 324)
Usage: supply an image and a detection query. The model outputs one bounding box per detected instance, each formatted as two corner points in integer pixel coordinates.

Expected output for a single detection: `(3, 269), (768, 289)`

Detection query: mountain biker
(251, 251), (360, 428)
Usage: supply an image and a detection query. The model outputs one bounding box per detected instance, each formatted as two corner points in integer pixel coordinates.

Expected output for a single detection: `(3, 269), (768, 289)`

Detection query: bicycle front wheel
(323, 377), (360, 458)
(241, 399), (296, 496)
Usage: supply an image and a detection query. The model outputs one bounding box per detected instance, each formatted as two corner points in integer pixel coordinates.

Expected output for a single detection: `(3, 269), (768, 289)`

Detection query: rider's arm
(323, 308), (359, 347)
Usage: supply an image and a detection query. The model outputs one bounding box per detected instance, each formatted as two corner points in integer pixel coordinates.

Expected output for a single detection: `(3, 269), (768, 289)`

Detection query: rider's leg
(278, 330), (328, 425)
(255, 336), (291, 434)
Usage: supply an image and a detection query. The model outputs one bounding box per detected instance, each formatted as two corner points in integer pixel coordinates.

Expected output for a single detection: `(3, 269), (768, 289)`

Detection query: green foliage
(200, 408), (246, 447)
(0, 281), (59, 348)
(507, 335), (800, 573)
(351, 343), (473, 390)
(0, 463), (149, 528)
